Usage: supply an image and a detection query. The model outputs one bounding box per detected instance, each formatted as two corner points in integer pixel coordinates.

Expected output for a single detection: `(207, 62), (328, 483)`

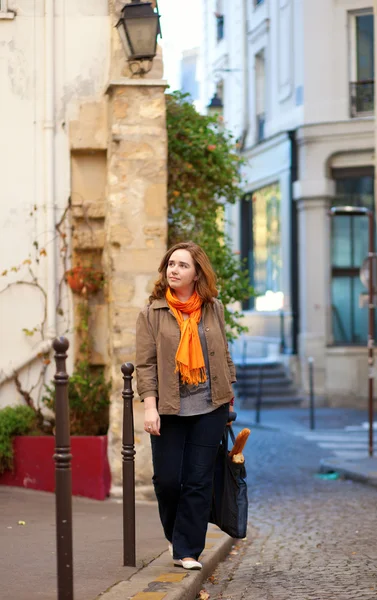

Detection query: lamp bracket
(129, 59), (154, 76)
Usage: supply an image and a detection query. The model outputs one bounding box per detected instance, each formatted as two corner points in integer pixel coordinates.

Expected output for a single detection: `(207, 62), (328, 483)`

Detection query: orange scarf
(166, 288), (207, 385)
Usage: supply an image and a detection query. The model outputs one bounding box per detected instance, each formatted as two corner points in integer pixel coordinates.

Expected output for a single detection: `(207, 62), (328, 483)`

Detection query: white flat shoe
(174, 559), (202, 570)
(168, 543), (173, 557)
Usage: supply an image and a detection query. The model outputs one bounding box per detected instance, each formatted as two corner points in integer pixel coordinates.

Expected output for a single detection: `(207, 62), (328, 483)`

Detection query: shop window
(331, 169), (376, 344)
(241, 183), (283, 311)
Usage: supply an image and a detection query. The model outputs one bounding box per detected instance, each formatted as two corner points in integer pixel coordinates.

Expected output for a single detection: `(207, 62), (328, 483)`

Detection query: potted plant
(0, 286), (112, 501)
(0, 362), (112, 500)
(0, 406), (39, 474)
(65, 266), (104, 295)
(0, 362), (111, 500)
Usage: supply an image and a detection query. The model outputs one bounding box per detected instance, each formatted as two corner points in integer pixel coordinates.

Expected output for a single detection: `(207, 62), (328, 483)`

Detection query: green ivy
(0, 405), (37, 473)
(166, 91), (253, 340)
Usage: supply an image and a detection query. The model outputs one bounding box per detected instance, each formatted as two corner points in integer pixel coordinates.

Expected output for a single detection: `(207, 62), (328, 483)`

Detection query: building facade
(180, 47), (200, 103)
(201, 0), (375, 406)
(0, 0), (167, 489)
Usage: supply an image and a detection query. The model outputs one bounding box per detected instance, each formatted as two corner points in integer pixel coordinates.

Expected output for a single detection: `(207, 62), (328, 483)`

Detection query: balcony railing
(350, 80), (374, 117)
(256, 113), (265, 142)
(216, 14), (224, 42)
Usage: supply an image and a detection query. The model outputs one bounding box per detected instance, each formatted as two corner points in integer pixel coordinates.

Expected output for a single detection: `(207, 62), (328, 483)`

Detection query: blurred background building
(180, 47), (201, 108)
(200, 0), (375, 406)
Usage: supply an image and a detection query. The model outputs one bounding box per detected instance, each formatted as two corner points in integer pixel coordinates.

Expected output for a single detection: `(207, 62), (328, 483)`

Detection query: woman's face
(166, 249), (198, 296)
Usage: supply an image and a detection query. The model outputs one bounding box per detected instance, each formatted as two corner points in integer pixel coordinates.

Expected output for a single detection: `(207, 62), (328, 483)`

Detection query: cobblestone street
(201, 424), (377, 600)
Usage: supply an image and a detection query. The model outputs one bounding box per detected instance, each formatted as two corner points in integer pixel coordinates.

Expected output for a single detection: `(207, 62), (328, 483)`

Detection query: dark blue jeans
(150, 403), (229, 560)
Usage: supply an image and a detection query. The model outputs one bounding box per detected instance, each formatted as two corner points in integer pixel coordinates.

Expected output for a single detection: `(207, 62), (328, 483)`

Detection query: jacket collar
(150, 297), (169, 310)
(150, 296), (211, 313)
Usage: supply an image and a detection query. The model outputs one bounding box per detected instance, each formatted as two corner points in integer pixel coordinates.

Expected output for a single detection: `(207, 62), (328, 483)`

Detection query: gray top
(178, 320), (216, 416)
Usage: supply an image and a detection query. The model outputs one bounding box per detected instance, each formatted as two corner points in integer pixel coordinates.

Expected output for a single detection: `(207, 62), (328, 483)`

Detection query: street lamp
(207, 92), (223, 117)
(116, 0), (161, 75)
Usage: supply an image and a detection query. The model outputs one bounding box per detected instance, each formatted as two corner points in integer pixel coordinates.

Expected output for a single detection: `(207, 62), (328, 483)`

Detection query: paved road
(201, 424), (377, 600)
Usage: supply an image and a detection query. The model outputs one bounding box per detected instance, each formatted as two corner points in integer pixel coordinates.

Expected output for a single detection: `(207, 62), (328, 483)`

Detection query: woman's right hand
(144, 402), (161, 436)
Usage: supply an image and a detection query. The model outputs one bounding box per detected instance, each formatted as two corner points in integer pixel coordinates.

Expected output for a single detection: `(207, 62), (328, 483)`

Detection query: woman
(136, 241), (236, 570)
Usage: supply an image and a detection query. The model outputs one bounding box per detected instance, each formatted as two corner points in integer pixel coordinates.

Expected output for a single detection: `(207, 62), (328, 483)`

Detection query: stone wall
(105, 81), (167, 489)
(65, 4), (168, 491)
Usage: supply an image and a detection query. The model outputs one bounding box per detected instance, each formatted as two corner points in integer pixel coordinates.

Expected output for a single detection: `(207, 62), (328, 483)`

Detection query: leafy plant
(0, 406), (37, 473)
(166, 91), (253, 340)
(42, 361), (111, 436)
(65, 266), (104, 295)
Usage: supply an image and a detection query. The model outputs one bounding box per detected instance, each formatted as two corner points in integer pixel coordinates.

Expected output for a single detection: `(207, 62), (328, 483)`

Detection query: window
(0, 0), (14, 17)
(215, 0), (224, 42)
(255, 50), (266, 141)
(349, 12), (374, 116)
(241, 183), (283, 311)
(331, 169), (376, 344)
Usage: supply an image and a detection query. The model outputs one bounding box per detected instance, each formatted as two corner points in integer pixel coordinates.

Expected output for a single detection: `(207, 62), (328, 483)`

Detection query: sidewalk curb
(320, 457), (377, 488)
(95, 526), (234, 600)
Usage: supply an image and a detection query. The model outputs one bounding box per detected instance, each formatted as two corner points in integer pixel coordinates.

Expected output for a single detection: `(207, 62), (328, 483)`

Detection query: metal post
(255, 366), (263, 424)
(121, 362), (136, 567)
(242, 338), (247, 367)
(308, 357), (315, 431)
(279, 310), (286, 354)
(367, 212), (375, 457)
(53, 337), (74, 600)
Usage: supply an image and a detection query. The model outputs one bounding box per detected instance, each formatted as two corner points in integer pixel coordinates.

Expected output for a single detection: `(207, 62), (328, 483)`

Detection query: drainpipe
(240, 0), (249, 148)
(288, 130), (299, 355)
(44, 0), (57, 340)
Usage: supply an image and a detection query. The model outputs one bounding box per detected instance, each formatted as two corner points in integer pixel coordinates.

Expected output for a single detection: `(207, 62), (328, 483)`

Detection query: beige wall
(0, 1), (168, 492)
(0, 1), (110, 407)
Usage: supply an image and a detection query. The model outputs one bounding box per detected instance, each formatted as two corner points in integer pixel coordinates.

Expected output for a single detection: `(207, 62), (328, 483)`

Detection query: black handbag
(209, 424), (248, 538)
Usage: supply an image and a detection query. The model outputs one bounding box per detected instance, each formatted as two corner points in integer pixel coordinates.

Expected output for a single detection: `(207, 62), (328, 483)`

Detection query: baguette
(229, 428), (251, 457)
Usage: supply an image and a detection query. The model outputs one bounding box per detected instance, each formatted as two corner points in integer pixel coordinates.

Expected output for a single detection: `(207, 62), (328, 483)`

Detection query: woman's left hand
(144, 406), (161, 436)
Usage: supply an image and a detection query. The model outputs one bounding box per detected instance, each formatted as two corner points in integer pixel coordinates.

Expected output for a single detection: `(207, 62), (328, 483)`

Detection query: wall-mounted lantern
(116, 0), (161, 75)
(207, 92), (223, 117)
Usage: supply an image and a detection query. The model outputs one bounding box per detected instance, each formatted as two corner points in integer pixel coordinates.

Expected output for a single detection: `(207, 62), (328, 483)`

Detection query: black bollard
(255, 366), (263, 425)
(308, 357), (315, 431)
(121, 363), (136, 567)
(53, 337), (74, 600)
(279, 311), (286, 354)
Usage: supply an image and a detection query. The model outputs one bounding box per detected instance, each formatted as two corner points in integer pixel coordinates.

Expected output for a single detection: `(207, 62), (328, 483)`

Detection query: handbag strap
(222, 424), (235, 451)
(228, 424), (236, 446)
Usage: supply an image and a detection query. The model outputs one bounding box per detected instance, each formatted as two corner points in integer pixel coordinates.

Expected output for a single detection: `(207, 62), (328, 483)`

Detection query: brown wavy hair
(149, 241), (218, 304)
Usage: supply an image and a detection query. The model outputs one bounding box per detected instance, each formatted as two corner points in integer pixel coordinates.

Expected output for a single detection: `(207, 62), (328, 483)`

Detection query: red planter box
(0, 435), (111, 501)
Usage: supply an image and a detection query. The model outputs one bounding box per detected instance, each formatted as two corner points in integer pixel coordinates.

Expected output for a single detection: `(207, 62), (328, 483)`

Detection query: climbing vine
(0, 197), (109, 434)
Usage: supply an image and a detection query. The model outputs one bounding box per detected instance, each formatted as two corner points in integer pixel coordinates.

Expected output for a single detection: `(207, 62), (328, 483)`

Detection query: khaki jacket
(136, 297), (236, 415)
